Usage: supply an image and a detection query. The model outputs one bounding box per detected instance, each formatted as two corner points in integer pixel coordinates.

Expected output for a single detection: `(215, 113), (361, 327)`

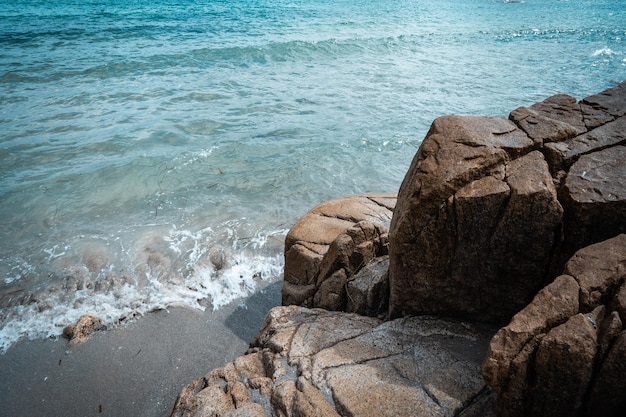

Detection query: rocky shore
(170, 81), (626, 417)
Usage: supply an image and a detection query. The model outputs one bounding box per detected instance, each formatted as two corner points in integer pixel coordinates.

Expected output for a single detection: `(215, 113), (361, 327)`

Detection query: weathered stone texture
(171, 306), (498, 417)
(558, 145), (626, 264)
(172, 82), (626, 417)
(509, 93), (587, 145)
(580, 80), (626, 129)
(483, 234), (626, 417)
(388, 82), (626, 324)
(344, 256), (389, 316)
(543, 115), (626, 173)
(388, 115), (560, 322)
(282, 194), (395, 314)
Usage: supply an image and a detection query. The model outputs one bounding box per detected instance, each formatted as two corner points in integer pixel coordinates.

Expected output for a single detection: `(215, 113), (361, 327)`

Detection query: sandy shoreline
(0, 281), (282, 417)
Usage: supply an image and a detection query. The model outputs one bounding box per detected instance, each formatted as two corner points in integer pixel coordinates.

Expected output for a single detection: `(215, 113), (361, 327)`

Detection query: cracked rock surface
(282, 193), (395, 314)
(171, 306), (498, 417)
(483, 234), (626, 417)
(388, 81), (626, 323)
(170, 82), (625, 417)
(388, 117), (562, 322)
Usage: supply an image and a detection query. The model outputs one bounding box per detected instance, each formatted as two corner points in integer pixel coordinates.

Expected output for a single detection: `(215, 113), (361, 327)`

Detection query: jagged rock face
(345, 256), (389, 316)
(170, 305), (498, 417)
(171, 83), (626, 417)
(558, 144), (626, 265)
(389, 81), (626, 323)
(509, 94), (587, 145)
(281, 194), (395, 314)
(482, 234), (626, 417)
(388, 116), (562, 322)
(524, 82), (626, 263)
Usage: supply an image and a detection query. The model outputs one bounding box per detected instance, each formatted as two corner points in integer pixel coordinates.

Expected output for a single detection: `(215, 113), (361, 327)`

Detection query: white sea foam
(593, 48), (615, 56)
(0, 226), (286, 353)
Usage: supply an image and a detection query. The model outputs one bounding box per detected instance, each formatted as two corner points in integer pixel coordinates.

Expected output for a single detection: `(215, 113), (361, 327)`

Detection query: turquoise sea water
(1, 0), (624, 352)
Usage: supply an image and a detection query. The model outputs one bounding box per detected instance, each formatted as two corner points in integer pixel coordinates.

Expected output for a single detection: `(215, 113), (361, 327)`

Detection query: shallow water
(1, 0), (624, 352)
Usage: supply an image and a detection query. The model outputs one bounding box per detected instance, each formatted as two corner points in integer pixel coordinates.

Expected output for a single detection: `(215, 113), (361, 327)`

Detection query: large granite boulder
(171, 305), (498, 417)
(482, 234), (626, 417)
(282, 193), (395, 314)
(388, 116), (562, 322)
(388, 81), (626, 324)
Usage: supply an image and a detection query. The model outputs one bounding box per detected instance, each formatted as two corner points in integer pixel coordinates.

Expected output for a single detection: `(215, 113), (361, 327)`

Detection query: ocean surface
(1, 0), (624, 353)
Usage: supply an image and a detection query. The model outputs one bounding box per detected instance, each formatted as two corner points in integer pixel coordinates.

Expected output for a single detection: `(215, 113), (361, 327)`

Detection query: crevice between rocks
(562, 137), (626, 172)
(317, 212), (369, 224)
(366, 196), (395, 211)
(421, 384), (444, 410)
(453, 385), (492, 417)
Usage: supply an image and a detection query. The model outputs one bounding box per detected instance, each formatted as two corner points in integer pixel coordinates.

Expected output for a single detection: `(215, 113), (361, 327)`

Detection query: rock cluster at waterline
(171, 81), (626, 417)
(63, 314), (106, 345)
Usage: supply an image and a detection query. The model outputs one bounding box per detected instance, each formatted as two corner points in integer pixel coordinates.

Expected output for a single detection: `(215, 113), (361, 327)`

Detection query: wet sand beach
(0, 282), (281, 417)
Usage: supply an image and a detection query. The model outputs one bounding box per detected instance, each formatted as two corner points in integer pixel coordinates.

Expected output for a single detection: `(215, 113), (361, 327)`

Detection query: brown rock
(563, 233), (626, 311)
(532, 311), (599, 416)
(559, 145), (626, 262)
(190, 385), (236, 417)
(313, 220), (388, 311)
(171, 351), (269, 417)
(284, 194), (395, 251)
(483, 235), (626, 417)
(487, 151), (563, 311)
(222, 403), (267, 417)
(255, 306), (381, 359)
(586, 331), (626, 417)
(345, 256), (389, 317)
(62, 314), (106, 345)
(271, 380), (297, 417)
(457, 389), (498, 417)
(313, 269), (347, 311)
(171, 378), (208, 417)
(292, 377), (340, 417)
(580, 81), (626, 129)
(282, 194), (395, 309)
(228, 381), (250, 408)
(543, 115), (626, 172)
(171, 306), (498, 417)
(326, 364), (439, 416)
(388, 115), (560, 322)
(495, 334), (544, 417)
(509, 93), (587, 146)
(596, 310), (623, 358)
(482, 274), (580, 392)
(280, 281), (317, 308)
(391, 116), (529, 233)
